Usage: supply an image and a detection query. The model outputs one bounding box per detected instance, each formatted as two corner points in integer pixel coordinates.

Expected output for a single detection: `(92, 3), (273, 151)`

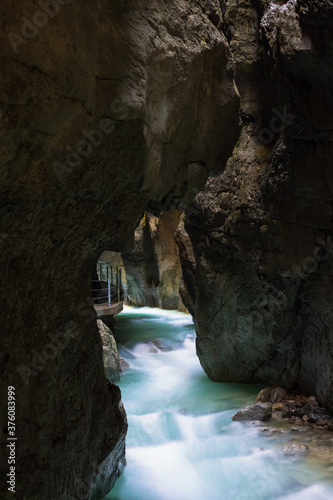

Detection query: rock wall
(179, 0), (333, 410)
(97, 252), (126, 285)
(0, 1), (239, 498)
(122, 211), (187, 311)
(97, 320), (121, 384)
(97, 213), (186, 311)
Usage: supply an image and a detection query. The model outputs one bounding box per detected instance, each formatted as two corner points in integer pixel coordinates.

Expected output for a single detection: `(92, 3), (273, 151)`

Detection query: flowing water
(104, 307), (333, 500)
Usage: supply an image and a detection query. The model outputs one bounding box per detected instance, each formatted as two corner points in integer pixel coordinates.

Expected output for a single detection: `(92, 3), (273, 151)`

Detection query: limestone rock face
(97, 320), (121, 383)
(179, 0), (333, 409)
(122, 211), (187, 311)
(175, 218), (197, 317)
(0, 1), (239, 498)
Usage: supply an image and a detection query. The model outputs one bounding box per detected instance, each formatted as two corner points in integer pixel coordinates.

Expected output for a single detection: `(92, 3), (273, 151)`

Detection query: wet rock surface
(232, 402), (272, 422)
(119, 358), (130, 373)
(97, 320), (121, 383)
(147, 339), (173, 352)
(235, 387), (333, 467)
(178, 0), (333, 410)
(237, 388), (333, 433)
(122, 212), (187, 311)
(282, 443), (310, 456)
(256, 386), (287, 404)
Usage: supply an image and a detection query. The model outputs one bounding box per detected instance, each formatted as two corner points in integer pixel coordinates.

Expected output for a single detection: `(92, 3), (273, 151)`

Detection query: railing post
(116, 267), (119, 302)
(119, 268), (122, 301)
(108, 278), (111, 306)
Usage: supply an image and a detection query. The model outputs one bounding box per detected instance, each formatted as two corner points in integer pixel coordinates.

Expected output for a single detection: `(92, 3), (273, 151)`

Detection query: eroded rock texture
(122, 211), (186, 310)
(179, 0), (333, 409)
(97, 320), (121, 384)
(0, 0), (239, 498)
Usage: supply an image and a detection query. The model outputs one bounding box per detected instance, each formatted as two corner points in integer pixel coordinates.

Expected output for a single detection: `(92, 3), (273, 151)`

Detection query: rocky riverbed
(233, 386), (333, 432)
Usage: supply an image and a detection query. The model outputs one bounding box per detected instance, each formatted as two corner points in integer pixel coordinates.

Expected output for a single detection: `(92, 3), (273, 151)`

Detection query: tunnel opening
(94, 211), (188, 314)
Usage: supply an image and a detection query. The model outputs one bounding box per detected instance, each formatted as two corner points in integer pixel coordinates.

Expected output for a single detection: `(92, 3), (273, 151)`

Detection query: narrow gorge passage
(103, 308), (333, 500)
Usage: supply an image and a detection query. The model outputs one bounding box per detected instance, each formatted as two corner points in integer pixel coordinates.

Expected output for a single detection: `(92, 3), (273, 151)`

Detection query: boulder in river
(290, 425), (312, 432)
(147, 339), (173, 352)
(119, 358), (130, 372)
(256, 387), (287, 404)
(232, 403), (272, 422)
(282, 444), (310, 456)
(270, 387), (287, 404)
(256, 387), (273, 403)
(308, 413), (321, 424)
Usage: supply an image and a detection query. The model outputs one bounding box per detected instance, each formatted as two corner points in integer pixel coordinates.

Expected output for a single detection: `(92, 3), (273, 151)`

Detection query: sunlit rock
(97, 320), (121, 383)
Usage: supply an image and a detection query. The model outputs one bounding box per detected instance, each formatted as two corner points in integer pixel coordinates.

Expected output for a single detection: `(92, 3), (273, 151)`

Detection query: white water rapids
(103, 307), (333, 500)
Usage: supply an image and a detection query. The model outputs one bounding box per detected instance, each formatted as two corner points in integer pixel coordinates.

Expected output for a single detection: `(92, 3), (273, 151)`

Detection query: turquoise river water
(103, 306), (333, 500)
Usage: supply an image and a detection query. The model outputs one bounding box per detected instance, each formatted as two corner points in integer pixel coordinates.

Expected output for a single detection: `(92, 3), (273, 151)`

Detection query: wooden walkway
(94, 301), (123, 318)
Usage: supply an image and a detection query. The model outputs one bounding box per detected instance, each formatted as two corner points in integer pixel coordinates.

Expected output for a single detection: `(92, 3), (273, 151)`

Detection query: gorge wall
(0, 1), (239, 498)
(179, 0), (333, 410)
(122, 211), (186, 311)
(98, 211), (186, 311)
